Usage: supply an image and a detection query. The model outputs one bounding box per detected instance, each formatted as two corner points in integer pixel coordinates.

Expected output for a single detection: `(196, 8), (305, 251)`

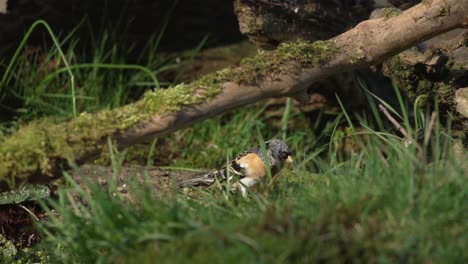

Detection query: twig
(424, 112), (437, 148)
(378, 104), (424, 155)
(378, 104), (409, 138)
(19, 204), (40, 222)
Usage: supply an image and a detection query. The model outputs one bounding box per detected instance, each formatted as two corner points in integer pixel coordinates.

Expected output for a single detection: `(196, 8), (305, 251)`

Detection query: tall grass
(0, 18), (184, 123)
(34, 100), (467, 263)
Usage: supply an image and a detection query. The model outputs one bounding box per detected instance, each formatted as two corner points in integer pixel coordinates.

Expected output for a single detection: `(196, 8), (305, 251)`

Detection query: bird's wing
(177, 159), (245, 188)
(177, 175), (216, 187)
(178, 147), (266, 188)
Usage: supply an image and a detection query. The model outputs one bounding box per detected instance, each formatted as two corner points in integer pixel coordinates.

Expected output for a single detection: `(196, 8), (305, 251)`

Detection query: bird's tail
(177, 171), (219, 188)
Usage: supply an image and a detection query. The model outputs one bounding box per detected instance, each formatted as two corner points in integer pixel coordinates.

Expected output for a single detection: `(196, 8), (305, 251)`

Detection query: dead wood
(0, 0), (467, 189)
(234, 0), (377, 47)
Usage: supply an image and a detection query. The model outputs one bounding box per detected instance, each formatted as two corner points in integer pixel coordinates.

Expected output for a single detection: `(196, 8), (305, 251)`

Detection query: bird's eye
(279, 150), (291, 160)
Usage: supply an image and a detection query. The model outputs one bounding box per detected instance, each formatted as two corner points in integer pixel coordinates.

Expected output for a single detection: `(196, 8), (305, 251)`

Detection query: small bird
(178, 139), (293, 196)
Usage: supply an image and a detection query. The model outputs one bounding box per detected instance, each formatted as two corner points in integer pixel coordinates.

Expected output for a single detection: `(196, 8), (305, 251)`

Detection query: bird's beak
(286, 155), (293, 164)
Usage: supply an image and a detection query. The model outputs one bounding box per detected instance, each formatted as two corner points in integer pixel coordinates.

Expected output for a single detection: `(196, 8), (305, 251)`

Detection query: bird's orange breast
(235, 153), (267, 178)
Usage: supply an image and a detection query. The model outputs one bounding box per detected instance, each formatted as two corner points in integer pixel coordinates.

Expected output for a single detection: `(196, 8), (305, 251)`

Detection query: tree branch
(116, 0), (467, 145)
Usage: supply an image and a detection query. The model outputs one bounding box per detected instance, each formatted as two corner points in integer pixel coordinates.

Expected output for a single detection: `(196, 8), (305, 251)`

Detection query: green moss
(422, 0), (434, 6)
(388, 56), (413, 80)
(236, 40), (337, 85)
(277, 40), (337, 66)
(0, 234), (51, 263)
(436, 83), (453, 95)
(387, 54), (458, 110)
(247, 16), (264, 35)
(381, 8), (402, 19)
(349, 49), (365, 64)
(143, 69), (229, 113)
(435, 83), (455, 105)
(0, 184), (50, 204)
(0, 102), (146, 187)
(233, 0), (264, 36)
(436, 3), (450, 17)
(0, 121), (66, 187)
(416, 79), (433, 95)
(0, 234), (17, 262)
(386, 56), (432, 107)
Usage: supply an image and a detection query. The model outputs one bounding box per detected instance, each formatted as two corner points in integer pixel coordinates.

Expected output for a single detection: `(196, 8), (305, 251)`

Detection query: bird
(178, 139), (293, 196)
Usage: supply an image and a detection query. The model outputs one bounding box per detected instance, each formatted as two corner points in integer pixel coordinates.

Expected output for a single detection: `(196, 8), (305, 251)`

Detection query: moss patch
(385, 55), (457, 110)
(0, 184), (50, 204)
(237, 40), (337, 85)
(436, 2), (450, 17)
(381, 8), (402, 19)
(0, 234), (17, 261)
(0, 103), (147, 188)
(143, 68), (230, 113)
(349, 49), (365, 64)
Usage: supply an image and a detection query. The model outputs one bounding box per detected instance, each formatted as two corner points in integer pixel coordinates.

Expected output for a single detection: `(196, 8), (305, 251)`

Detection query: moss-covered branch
(0, 0), (467, 189)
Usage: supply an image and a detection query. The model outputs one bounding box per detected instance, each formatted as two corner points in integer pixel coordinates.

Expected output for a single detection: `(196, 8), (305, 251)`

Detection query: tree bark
(0, 0), (467, 189)
(234, 0), (378, 47)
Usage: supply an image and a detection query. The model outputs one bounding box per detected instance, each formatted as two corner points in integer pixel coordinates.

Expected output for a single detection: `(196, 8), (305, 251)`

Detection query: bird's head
(265, 139), (293, 165)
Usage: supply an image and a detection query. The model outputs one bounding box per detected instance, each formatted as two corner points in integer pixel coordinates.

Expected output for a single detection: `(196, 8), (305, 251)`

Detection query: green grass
(30, 102), (467, 263)
(0, 18), (191, 123)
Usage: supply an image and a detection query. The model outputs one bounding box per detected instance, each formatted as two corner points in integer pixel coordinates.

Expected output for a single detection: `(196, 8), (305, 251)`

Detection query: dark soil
(0, 202), (47, 248)
(0, 164), (207, 251)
